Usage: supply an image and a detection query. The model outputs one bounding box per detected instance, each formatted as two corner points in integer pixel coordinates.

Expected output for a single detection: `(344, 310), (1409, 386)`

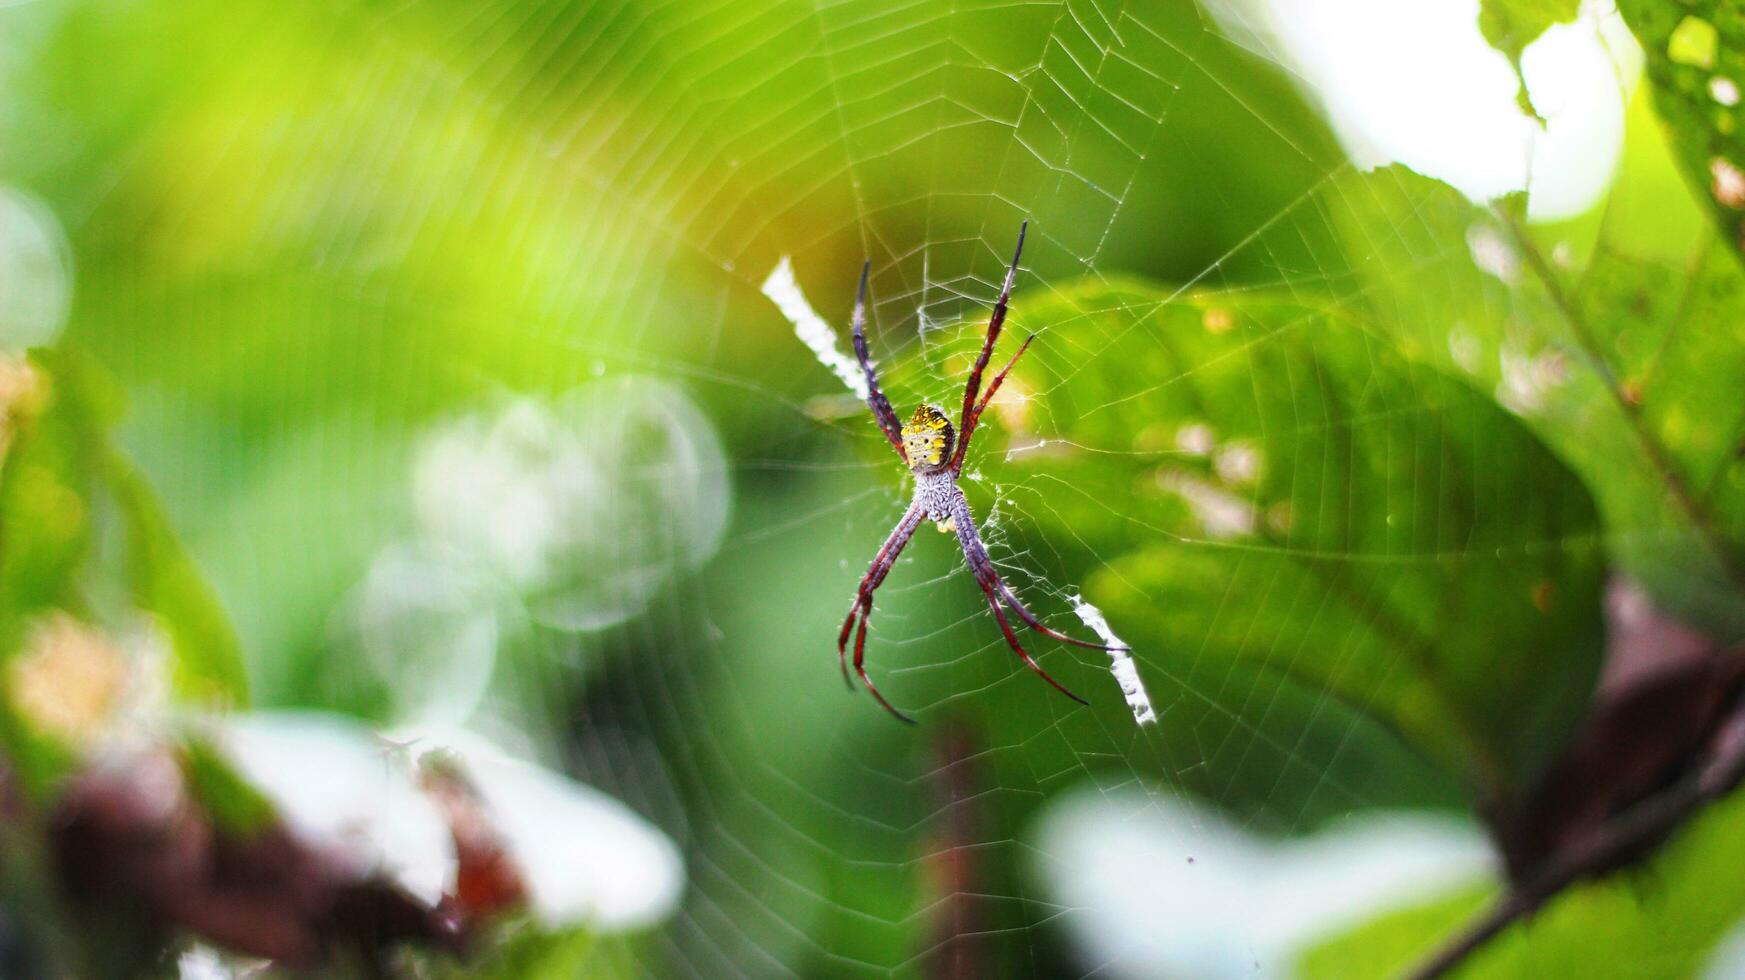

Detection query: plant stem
(1406, 692), (1745, 979)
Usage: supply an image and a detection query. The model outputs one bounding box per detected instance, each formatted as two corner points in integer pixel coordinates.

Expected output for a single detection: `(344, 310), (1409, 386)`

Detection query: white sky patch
(1205, 0), (1642, 221)
(762, 256), (867, 399)
(1071, 594), (1156, 726)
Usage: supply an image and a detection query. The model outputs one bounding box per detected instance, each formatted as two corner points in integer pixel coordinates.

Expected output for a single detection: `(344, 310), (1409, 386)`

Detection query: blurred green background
(5, 0), (1745, 976)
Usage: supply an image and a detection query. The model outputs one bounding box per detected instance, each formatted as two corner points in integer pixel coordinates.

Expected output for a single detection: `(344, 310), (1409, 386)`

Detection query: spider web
(0, 0), (1656, 975)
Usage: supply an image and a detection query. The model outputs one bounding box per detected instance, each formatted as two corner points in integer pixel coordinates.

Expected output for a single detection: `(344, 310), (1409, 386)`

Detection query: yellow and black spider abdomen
(901, 404), (955, 472)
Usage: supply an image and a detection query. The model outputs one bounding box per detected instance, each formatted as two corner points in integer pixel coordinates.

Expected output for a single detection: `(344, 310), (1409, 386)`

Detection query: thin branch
(1407, 693), (1745, 980)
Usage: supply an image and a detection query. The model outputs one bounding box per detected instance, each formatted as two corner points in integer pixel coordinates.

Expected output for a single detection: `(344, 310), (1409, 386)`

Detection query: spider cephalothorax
(837, 222), (1127, 723)
(901, 404), (954, 473)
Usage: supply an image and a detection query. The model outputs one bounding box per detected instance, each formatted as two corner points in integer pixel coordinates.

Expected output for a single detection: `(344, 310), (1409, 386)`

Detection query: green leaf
(0, 349), (247, 788)
(1299, 885), (1490, 980)
(0, 351), (96, 630)
(423, 921), (609, 980)
(0, 351), (99, 797)
(1479, 0), (1581, 123)
(1617, 0), (1745, 265)
(42, 351), (249, 709)
(105, 450), (249, 708)
(1314, 159), (1745, 636)
(1000, 279), (1605, 801)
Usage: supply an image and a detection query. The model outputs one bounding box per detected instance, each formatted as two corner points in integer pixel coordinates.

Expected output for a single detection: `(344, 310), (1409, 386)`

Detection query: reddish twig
(1407, 693), (1745, 980)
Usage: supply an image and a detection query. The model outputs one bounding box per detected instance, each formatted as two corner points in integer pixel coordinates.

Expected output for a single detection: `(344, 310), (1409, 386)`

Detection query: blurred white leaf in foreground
(177, 946), (243, 980)
(1031, 785), (1491, 978)
(1703, 914), (1745, 979)
(400, 725), (686, 932)
(215, 711), (456, 906)
(216, 713), (685, 933)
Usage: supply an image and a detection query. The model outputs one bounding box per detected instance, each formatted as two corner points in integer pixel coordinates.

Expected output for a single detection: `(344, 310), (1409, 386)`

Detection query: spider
(837, 222), (1125, 723)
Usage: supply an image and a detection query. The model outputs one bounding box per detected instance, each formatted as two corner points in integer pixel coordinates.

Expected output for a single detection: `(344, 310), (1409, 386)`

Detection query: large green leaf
(995, 279), (1605, 802)
(1242, 87), (1745, 979)
(1315, 157), (1745, 637)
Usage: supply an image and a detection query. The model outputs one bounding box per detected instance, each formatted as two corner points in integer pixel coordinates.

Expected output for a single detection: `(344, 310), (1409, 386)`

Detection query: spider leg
(947, 490), (1108, 705)
(951, 333), (1034, 475)
(970, 567), (1087, 706)
(838, 505), (920, 684)
(850, 261), (909, 462)
(950, 223), (1028, 474)
(990, 576), (1128, 652)
(945, 492), (1086, 705)
(838, 601), (864, 689)
(838, 503), (926, 721)
(855, 604), (916, 724)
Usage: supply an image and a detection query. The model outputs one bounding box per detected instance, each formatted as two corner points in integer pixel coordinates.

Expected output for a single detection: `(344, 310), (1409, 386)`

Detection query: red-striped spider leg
(951, 222), (1027, 473)
(947, 494), (1092, 705)
(989, 576), (1128, 652)
(837, 502), (926, 723)
(952, 333), (1034, 476)
(969, 566), (1087, 706)
(849, 261), (908, 462)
